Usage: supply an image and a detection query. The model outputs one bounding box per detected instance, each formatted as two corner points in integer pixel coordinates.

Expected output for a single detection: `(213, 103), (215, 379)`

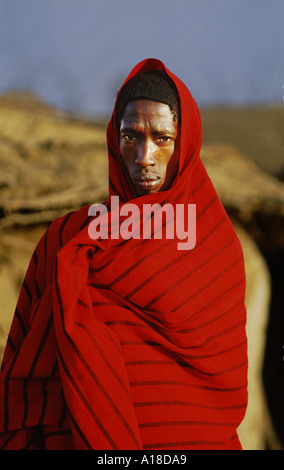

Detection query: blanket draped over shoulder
(0, 59), (248, 450)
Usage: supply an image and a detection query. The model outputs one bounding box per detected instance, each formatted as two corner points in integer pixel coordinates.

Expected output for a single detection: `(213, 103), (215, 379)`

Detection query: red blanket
(0, 59), (247, 450)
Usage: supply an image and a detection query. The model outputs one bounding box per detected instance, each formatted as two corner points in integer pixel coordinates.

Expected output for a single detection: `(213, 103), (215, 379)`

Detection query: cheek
(119, 144), (137, 176)
(162, 145), (179, 188)
(120, 143), (131, 165)
(167, 145), (179, 173)
(161, 145), (176, 170)
(119, 142), (126, 162)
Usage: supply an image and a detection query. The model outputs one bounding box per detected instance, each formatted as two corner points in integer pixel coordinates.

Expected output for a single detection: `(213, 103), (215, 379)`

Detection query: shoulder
(35, 205), (92, 284)
(47, 205), (91, 249)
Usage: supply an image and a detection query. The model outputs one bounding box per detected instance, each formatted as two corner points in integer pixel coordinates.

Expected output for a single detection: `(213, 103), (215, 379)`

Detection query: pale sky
(1, 0), (283, 117)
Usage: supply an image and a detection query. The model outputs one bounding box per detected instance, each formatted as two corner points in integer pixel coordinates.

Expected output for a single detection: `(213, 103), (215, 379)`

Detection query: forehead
(120, 100), (177, 131)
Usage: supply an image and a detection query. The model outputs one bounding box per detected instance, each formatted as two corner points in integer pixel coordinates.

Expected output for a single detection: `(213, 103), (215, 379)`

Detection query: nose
(135, 139), (155, 168)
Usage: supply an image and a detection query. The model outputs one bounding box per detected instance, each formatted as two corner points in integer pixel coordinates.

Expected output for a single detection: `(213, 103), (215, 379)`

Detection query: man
(0, 59), (248, 450)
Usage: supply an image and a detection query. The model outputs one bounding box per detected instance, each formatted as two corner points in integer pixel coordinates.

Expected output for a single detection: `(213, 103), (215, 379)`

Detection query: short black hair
(116, 70), (180, 128)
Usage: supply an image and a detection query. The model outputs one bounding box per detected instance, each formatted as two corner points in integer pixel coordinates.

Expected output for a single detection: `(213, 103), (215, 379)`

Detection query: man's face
(119, 100), (178, 196)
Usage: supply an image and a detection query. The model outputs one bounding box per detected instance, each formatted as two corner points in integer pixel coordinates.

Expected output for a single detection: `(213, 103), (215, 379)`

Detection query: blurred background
(0, 0), (283, 450)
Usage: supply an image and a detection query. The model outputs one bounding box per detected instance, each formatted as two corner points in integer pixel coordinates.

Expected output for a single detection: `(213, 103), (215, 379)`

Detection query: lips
(134, 173), (160, 191)
(134, 174), (159, 183)
(134, 174), (161, 192)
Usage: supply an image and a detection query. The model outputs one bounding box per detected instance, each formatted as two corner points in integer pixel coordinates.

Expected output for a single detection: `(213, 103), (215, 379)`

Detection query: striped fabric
(0, 59), (248, 450)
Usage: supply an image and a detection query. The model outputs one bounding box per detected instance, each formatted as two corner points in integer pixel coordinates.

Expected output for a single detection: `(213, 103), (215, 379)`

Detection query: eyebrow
(120, 126), (138, 133)
(120, 126), (176, 136)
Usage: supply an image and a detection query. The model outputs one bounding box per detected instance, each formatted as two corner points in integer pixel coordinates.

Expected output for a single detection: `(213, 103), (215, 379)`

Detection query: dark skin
(119, 100), (179, 196)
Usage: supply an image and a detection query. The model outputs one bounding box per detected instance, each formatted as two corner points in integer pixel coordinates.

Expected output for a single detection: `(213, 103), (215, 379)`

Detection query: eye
(122, 134), (137, 143)
(157, 136), (173, 144)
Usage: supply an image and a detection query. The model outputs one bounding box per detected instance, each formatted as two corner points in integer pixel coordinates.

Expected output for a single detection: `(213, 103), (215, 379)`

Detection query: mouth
(134, 174), (161, 191)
